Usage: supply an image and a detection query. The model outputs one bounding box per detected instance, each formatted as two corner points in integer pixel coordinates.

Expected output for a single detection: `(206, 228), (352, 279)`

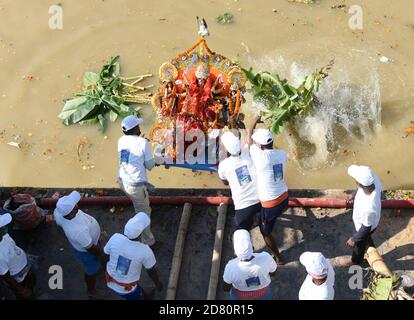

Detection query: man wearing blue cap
(0, 212), (36, 299)
(118, 115), (160, 249)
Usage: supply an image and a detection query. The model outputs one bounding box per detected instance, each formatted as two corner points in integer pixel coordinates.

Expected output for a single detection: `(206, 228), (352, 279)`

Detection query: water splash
(247, 55), (382, 169)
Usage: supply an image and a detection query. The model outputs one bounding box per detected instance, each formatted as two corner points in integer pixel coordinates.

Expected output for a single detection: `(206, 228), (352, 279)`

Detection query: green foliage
(58, 56), (142, 132)
(216, 13), (234, 25)
(243, 60), (333, 135)
(362, 272), (401, 300)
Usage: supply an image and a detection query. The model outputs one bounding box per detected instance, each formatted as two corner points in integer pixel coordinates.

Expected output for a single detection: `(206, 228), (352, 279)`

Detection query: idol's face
(198, 78), (206, 86)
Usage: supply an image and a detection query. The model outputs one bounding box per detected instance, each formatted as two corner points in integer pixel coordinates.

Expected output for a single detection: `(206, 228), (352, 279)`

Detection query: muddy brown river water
(0, 0), (413, 189)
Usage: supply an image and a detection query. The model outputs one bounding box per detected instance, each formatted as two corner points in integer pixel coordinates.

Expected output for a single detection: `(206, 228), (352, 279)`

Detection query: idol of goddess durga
(181, 63), (227, 130)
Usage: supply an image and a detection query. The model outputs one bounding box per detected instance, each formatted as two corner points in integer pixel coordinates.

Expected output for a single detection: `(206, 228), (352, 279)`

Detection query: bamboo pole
(120, 74), (153, 81)
(207, 203), (228, 300)
(131, 78), (143, 85)
(165, 202), (192, 300)
(366, 247), (392, 277)
(122, 82), (146, 91)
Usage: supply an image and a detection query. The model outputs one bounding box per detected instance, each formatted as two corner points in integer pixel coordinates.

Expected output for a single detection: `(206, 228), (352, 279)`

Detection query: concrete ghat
(0, 188), (413, 300)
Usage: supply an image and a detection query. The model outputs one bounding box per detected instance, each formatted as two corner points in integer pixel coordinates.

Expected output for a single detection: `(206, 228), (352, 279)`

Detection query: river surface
(0, 0), (413, 189)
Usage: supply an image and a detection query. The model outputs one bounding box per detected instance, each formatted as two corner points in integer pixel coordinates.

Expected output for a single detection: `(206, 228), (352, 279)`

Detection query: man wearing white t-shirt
(223, 229), (276, 300)
(104, 212), (163, 300)
(54, 191), (104, 297)
(118, 115), (158, 248)
(218, 132), (260, 230)
(0, 212), (36, 300)
(345, 165), (383, 265)
(248, 116), (289, 264)
(299, 251), (335, 300)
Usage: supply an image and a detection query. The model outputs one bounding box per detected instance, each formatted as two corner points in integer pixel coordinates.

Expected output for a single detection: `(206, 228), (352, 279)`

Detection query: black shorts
(260, 198), (289, 236)
(352, 229), (376, 265)
(234, 203), (261, 230)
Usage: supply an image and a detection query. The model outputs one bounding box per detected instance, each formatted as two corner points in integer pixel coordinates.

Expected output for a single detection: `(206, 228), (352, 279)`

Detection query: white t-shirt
(299, 260), (335, 300)
(353, 175), (382, 231)
(250, 145), (288, 202)
(118, 135), (153, 184)
(0, 234), (28, 283)
(223, 252), (277, 291)
(55, 210), (101, 252)
(218, 150), (260, 210)
(104, 233), (156, 294)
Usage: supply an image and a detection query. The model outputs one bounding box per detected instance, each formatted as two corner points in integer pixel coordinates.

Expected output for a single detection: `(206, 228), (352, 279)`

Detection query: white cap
(0, 213), (12, 228)
(251, 128), (273, 145)
(221, 132), (241, 156)
(122, 115), (144, 132)
(124, 212), (150, 240)
(299, 252), (329, 279)
(233, 229), (253, 260)
(347, 165), (374, 187)
(55, 191), (81, 217)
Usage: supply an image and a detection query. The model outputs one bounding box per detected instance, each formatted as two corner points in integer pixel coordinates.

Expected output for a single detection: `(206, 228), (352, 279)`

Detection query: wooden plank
(165, 202), (192, 300)
(207, 203), (228, 300)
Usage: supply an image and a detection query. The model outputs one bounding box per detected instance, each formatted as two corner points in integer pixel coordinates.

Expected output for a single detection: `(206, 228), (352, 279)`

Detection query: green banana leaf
(98, 114), (107, 132)
(64, 98), (101, 125)
(362, 274), (401, 300)
(59, 56), (142, 132)
(243, 60), (333, 135)
(109, 110), (119, 122)
(58, 96), (88, 120)
(366, 277), (393, 300)
(100, 56), (120, 81)
(83, 72), (99, 88)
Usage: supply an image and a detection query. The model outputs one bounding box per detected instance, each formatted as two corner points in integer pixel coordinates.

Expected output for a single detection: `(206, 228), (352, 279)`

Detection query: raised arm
(144, 141), (155, 171)
(247, 115), (263, 145)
